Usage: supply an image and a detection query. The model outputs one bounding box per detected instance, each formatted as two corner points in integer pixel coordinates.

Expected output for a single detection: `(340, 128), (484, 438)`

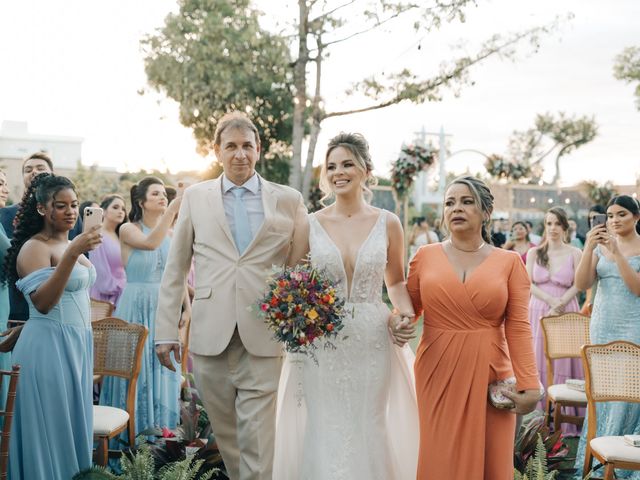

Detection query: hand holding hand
(155, 343), (181, 372)
(503, 387), (543, 415)
(388, 313), (416, 347)
(68, 225), (102, 257)
(547, 296), (564, 311)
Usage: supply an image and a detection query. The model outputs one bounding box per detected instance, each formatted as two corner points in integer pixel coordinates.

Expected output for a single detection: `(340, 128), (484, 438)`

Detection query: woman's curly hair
(2, 173), (77, 285)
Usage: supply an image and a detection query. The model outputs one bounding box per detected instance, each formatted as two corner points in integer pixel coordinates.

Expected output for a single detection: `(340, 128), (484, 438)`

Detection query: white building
(0, 121), (83, 201)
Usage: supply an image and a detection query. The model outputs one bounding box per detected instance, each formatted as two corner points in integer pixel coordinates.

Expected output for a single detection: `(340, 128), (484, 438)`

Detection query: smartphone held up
(82, 207), (104, 234)
(590, 213), (607, 229)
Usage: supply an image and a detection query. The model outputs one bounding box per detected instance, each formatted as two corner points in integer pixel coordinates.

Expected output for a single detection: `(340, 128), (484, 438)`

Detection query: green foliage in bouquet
(391, 145), (436, 200)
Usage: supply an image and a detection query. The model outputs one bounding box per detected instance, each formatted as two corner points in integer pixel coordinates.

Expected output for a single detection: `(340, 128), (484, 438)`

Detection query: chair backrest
(582, 341), (640, 443)
(582, 340), (640, 403)
(93, 317), (147, 381)
(0, 365), (20, 479)
(90, 298), (115, 322)
(93, 317), (147, 425)
(541, 312), (590, 360)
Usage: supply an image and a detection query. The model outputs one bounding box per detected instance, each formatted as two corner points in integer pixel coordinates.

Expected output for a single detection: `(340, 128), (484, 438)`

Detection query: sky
(0, 0), (638, 187)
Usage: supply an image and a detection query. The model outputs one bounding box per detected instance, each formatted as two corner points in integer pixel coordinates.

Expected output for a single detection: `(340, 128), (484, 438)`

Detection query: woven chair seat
(93, 405), (129, 436)
(590, 437), (640, 463)
(547, 384), (588, 404)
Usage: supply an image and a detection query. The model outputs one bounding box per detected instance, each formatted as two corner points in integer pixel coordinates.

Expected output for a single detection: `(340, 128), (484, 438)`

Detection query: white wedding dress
(273, 211), (419, 480)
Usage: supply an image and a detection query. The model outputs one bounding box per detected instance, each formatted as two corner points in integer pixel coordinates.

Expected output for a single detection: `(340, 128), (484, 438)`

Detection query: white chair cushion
(591, 436), (640, 463)
(93, 405), (129, 436)
(547, 383), (588, 404)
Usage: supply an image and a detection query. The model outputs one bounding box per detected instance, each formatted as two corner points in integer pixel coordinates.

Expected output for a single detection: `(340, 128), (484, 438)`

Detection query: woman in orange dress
(406, 176), (541, 479)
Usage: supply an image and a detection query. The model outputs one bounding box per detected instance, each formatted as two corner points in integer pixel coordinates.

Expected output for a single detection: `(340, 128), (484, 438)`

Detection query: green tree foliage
(141, 0), (294, 171)
(70, 162), (121, 204)
(614, 46), (640, 110)
(490, 112), (598, 184)
(582, 180), (618, 207)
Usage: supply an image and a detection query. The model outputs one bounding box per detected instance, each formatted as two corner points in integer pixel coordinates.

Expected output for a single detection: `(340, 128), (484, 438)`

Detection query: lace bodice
(309, 211), (388, 304)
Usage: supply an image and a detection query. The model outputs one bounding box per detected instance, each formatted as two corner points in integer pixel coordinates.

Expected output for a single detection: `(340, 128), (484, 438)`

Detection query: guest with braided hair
(0, 152), (84, 324)
(1, 173), (101, 479)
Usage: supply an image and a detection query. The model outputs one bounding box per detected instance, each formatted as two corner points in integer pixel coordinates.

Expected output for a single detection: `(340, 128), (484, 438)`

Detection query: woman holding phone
(573, 195), (640, 476)
(100, 176), (187, 445)
(4, 173), (101, 479)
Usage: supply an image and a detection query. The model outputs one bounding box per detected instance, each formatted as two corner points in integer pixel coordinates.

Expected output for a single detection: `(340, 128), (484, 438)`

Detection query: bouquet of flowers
(258, 261), (347, 359)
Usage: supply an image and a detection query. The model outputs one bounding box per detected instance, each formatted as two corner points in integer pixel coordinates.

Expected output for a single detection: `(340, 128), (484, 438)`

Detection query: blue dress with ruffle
(9, 265), (95, 480)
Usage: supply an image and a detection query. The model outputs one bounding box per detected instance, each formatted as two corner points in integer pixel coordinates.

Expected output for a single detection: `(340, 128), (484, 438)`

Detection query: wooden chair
(0, 365), (20, 479)
(90, 298), (115, 322)
(581, 340), (640, 479)
(541, 312), (590, 432)
(92, 317), (147, 466)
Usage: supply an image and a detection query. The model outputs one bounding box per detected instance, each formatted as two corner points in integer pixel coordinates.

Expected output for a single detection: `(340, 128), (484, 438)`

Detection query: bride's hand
(388, 314), (416, 347)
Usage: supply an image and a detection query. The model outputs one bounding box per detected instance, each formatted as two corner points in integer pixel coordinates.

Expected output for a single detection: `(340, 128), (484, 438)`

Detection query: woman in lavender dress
(526, 207), (583, 432)
(89, 195), (127, 307)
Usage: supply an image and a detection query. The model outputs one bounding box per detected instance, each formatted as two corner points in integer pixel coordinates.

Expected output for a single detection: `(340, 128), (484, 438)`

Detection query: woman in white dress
(274, 132), (419, 480)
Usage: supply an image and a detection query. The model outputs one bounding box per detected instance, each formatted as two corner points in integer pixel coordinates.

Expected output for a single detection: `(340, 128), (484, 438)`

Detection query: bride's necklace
(449, 238), (486, 253)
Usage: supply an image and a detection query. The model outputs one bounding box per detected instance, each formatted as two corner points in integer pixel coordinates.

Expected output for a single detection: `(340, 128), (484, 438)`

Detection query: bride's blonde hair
(319, 132), (377, 205)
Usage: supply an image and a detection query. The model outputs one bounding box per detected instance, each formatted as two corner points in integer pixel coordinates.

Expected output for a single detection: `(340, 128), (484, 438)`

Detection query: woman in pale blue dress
(0, 170), (12, 410)
(100, 176), (187, 443)
(574, 195), (640, 478)
(1, 173), (102, 480)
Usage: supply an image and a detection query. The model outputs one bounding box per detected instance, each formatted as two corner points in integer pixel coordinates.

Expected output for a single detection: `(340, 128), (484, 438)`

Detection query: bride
(273, 132), (419, 479)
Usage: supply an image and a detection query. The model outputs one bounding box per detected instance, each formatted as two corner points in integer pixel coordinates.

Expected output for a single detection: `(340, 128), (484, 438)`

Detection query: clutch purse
(488, 377), (517, 410)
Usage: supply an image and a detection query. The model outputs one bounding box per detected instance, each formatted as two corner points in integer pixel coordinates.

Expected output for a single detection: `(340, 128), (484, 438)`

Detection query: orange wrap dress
(407, 244), (539, 480)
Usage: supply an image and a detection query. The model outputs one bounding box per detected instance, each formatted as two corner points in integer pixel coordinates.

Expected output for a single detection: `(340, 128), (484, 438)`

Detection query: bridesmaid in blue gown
(100, 176), (187, 443)
(2, 173), (102, 479)
(574, 195), (640, 479)
(0, 170), (12, 412)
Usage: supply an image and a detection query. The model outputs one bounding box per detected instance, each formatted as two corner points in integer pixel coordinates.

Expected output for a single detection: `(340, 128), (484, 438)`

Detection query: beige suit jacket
(155, 175), (306, 357)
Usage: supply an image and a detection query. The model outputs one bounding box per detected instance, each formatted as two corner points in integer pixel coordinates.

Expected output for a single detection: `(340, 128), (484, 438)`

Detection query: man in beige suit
(155, 112), (308, 480)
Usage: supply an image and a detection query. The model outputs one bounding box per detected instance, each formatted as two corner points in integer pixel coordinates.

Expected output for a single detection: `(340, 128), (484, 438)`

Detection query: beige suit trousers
(192, 330), (282, 480)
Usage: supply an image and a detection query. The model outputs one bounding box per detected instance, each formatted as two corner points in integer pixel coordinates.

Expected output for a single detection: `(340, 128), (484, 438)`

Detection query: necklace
(449, 238), (486, 253)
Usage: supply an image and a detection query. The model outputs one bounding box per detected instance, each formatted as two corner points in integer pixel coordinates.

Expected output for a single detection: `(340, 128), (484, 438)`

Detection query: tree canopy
(488, 112), (597, 185)
(614, 46), (640, 111)
(143, 0), (568, 198)
(142, 0), (294, 162)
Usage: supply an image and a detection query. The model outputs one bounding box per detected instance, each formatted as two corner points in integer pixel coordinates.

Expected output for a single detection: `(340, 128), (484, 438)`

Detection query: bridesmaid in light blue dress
(2, 173), (102, 480)
(574, 195), (640, 479)
(100, 176), (186, 442)
(0, 170), (12, 411)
